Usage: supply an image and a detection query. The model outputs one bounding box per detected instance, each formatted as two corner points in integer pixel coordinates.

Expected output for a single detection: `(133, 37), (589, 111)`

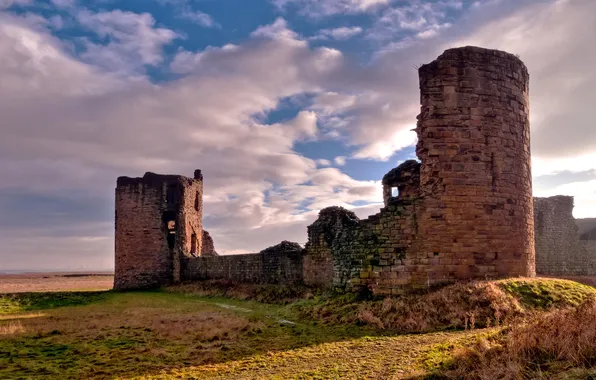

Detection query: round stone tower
(415, 46), (535, 282)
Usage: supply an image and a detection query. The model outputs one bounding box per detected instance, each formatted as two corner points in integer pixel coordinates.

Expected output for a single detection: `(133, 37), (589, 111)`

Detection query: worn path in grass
(0, 290), (480, 379)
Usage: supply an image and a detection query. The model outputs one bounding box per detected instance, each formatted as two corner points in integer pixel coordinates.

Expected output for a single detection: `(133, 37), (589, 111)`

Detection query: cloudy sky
(0, 0), (594, 271)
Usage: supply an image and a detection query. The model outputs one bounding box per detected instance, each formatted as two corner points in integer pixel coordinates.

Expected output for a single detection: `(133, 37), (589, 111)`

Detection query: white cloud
(0, 15), (378, 261)
(0, 0), (31, 10)
(179, 9), (220, 28)
(2, 0), (596, 267)
(367, 0), (460, 42)
(334, 156), (346, 166)
(251, 17), (300, 41)
(51, 0), (75, 8)
(76, 9), (179, 73)
(310, 26), (363, 40)
(272, 0), (390, 16)
(154, 0), (220, 28)
(285, 111), (319, 139)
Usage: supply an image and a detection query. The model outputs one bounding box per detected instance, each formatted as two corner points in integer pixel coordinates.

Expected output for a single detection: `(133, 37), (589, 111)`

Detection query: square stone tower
(114, 170), (203, 290)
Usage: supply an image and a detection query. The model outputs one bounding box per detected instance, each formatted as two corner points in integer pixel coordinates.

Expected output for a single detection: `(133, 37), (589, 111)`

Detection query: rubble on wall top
(259, 240), (304, 255)
(419, 45), (529, 77)
(116, 170), (203, 187)
(317, 206), (359, 221)
(382, 160), (421, 185)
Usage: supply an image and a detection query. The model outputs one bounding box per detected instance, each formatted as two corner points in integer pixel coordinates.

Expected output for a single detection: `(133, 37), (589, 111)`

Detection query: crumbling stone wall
(183, 241), (304, 284)
(114, 170), (203, 290)
(303, 46), (536, 294)
(304, 160), (421, 295)
(201, 230), (218, 257)
(382, 160), (421, 206)
(534, 196), (596, 276)
(114, 46), (546, 295)
(303, 207), (359, 287)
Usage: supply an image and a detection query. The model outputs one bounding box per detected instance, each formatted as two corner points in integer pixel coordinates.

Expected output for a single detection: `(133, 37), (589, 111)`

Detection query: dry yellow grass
(0, 320), (23, 336)
(436, 296), (596, 379)
(0, 273), (113, 293)
(1, 276), (594, 379)
(296, 278), (596, 333)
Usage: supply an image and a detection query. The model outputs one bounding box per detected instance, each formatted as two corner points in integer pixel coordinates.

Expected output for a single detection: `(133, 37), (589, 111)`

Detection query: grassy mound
(429, 296), (596, 379)
(498, 278), (595, 308)
(293, 278), (596, 333)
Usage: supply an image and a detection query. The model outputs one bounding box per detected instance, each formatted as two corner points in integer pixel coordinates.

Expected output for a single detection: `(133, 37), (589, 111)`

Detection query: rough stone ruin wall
(534, 196), (596, 276)
(414, 47), (535, 280)
(201, 230), (218, 257)
(116, 46), (595, 293)
(114, 170), (203, 290)
(183, 241), (304, 285)
(302, 46), (536, 294)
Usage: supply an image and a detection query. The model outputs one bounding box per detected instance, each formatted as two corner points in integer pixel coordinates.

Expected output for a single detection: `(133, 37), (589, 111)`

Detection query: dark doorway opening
(162, 211), (177, 249)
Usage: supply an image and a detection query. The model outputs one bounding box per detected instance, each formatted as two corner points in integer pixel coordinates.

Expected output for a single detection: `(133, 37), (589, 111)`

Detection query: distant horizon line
(0, 269), (114, 274)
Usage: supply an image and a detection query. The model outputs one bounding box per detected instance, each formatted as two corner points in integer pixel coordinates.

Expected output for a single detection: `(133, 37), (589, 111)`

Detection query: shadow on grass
(3, 278), (594, 379)
(0, 291), (112, 315)
(0, 289), (421, 380)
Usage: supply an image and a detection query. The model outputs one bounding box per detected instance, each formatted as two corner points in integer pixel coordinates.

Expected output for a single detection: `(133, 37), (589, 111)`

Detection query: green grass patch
(0, 290), (397, 379)
(497, 278), (596, 308)
(2, 279), (594, 379)
(0, 291), (110, 315)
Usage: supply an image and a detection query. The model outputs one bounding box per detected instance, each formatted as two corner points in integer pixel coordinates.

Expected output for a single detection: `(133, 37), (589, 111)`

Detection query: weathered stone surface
(414, 46), (535, 282)
(534, 196), (596, 275)
(260, 241), (304, 255)
(382, 160), (421, 205)
(114, 171), (203, 290)
(303, 207), (359, 286)
(303, 46), (536, 295)
(182, 249), (304, 285)
(115, 46), (587, 295)
(201, 230), (218, 257)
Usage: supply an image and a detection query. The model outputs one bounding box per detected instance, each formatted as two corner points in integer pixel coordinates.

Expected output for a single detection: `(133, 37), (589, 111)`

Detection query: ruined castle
(114, 46), (596, 293)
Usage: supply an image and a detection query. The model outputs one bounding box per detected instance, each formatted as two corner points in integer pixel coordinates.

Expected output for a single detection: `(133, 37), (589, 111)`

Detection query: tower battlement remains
(114, 170), (203, 290)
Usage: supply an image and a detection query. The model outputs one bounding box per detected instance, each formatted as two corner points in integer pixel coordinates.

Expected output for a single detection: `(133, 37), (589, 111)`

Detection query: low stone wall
(182, 251), (304, 285)
(534, 196), (596, 276)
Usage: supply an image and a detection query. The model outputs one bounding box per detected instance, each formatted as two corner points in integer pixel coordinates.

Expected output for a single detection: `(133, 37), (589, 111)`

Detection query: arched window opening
(194, 191), (200, 211)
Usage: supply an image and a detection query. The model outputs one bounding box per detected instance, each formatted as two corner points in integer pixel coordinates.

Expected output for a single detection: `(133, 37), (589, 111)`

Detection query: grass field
(1, 276), (595, 379)
(0, 290), (480, 379)
(0, 273), (113, 293)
